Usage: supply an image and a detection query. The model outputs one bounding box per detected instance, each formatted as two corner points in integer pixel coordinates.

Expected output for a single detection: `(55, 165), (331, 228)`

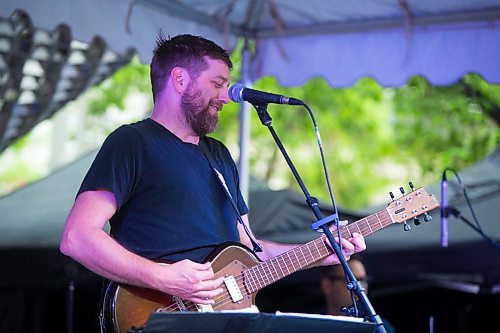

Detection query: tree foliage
(1, 54), (498, 209)
(213, 74), (499, 208)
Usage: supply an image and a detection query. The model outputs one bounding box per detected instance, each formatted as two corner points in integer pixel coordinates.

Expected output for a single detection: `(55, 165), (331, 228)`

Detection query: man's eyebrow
(214, 75), (229, 82)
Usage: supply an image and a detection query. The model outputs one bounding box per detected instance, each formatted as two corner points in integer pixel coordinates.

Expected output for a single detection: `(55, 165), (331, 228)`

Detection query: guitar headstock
(387, 187), (440, 224)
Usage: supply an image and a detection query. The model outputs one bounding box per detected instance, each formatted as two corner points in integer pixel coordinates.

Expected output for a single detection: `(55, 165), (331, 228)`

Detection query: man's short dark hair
(150, 34), (233, 102)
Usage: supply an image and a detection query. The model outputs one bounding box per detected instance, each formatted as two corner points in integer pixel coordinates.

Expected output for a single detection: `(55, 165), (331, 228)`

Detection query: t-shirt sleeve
(78, 125), (144, 208)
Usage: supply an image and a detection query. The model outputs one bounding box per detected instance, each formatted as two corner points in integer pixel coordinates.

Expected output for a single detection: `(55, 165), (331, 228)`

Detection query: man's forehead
(203, 57), (230, 75)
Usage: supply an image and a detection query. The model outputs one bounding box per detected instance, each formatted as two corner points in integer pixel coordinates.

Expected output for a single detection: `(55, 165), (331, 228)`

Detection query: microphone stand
(252, 103), (386, 333)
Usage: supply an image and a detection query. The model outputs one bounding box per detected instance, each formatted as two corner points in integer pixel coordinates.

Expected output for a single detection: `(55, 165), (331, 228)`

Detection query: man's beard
(180, 81), (221, 137)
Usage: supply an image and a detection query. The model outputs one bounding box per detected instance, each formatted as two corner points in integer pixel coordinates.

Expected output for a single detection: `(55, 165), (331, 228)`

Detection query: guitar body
(104, 242), (261, 333)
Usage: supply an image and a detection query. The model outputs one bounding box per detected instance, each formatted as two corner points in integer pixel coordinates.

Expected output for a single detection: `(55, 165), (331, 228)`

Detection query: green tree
(1, 54), (498, 209)
(213, 74), (499, 208)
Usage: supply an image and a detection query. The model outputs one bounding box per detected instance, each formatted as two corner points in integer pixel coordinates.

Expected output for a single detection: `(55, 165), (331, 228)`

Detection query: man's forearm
(60, 227), (163, 289)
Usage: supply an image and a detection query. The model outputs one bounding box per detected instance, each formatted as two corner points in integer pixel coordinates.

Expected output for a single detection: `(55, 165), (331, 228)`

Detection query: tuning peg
(400, 187), (405, 195)
(423, 212), (432, 222)
(389, 192), (395, 201)
(414, 217), (421, 226)
(403, 221), (411, 231)
(409, 182), (415, 191)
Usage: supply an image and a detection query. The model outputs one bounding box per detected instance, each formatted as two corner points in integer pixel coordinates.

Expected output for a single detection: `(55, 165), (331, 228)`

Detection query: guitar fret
(279, 254), (291, 276)
(313, 241), (321, 258)
(293, 250), (300, 269)
(382, 210), (392, 226)
(244, 271), (252, 292)
(345, 224), (353, 238)
(268, 262), (277, 283)
(376, 215), (385, 230)
(368, 216), (378, 232)
(244, 270), (256, 293)
(255, 266), (266, 289)
(276, 256), (286, 276)
(248, 269), (258, 292)
(243, 270), (255, 292)
(306, 244), (314, 263)
(375, 213), (383, 229)
(270, 259), (279, 279)
(287, 252), (296, 272)
(250, 270), (258, 292)
(298, 246), (306, 266)
(356, 222), (363, 236)
(262, 262), (272, 284)
(366, 218), (373, 233)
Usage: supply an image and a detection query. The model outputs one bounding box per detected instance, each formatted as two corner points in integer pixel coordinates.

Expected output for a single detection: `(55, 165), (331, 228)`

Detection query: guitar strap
(199, 138), (263, 253)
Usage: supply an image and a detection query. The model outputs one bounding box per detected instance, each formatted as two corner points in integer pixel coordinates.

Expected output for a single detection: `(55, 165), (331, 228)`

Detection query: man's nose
(219, 87), (230, 104)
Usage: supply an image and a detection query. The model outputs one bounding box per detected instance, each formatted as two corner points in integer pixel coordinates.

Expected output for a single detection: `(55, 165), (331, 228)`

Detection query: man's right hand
(156, 260), (225, 304)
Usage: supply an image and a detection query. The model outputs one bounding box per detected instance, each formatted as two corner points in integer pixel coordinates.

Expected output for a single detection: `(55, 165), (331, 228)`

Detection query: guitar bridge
(224, 275), (243, 303)
(195, 304), (214, 312)
(173, 295), (214, 312)
(172, 296), (188, 311)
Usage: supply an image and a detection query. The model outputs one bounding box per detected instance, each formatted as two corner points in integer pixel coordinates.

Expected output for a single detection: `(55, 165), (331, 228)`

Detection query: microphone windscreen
(228, 83), (245, 103)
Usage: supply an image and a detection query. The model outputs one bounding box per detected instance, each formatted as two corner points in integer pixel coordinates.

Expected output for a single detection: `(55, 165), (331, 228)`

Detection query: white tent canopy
(2, 0), (500, 87)
(3, 0), (499, 198)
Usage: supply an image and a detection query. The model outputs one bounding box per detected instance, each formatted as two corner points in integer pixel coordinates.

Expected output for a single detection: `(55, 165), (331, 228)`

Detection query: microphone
(228, 83), (304, 106)
(441, 170), (448, 247)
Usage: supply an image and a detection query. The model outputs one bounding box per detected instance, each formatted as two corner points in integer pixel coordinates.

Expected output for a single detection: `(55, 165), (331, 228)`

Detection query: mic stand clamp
(251, 102), (387, 333)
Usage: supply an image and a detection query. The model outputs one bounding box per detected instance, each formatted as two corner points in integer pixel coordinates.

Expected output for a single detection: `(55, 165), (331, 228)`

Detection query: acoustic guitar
(103, 187), (439, 333)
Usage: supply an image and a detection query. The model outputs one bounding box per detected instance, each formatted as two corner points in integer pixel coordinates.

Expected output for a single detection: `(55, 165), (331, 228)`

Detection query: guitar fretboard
(243, 208), (393, 293)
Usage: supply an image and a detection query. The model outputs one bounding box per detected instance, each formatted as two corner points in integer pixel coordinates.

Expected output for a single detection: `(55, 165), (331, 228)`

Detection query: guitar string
(212, 212), (395, 306)
(156, 213), (395, 312)
(186, 197), (437, 310)
(153, 213), (395, 312)
(180, 221), (385, 311)
(127, 198), (429, 313)
(177, 213), (394, 311)
(154, 242), (330, 313)
(212, 216), (396, 309)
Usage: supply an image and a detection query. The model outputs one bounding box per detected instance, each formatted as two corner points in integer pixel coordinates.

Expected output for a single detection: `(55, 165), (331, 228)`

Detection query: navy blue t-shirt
(78, 118), (248, 262)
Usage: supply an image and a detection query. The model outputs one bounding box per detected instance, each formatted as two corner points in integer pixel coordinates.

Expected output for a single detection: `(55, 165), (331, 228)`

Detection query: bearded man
(60, 34), (365, 331)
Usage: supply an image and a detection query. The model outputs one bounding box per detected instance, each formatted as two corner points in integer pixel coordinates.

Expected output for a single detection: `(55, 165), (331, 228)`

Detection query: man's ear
(171, 67), (190, 93)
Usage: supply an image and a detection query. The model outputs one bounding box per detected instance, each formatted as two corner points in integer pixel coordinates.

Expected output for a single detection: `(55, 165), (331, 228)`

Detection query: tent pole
(237, 37), (252, 202)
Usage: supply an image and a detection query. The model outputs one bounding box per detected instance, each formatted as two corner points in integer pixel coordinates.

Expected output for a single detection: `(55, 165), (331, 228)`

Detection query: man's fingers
(189, 296), (216, 305)
(192, 287), (224, 299)
(329, 220), (348, 231)
(349, 232), (367, 252)
(186, 276), (224, 302)
(340, 237), (355, 252)
(193, 261), (214, 271)
(196, 269), (216, 281)
(195, 276), (225, 291)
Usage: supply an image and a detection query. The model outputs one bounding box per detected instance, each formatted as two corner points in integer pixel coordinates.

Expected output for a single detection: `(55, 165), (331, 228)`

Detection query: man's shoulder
(99, 120), (151, 152)
(124, 118), (152, 132)
(109, 119), (151, 139)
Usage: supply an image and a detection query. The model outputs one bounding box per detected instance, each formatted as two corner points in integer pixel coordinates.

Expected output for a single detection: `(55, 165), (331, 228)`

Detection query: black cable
(302, 103), (360, 316)
(444, 167), (500, 250)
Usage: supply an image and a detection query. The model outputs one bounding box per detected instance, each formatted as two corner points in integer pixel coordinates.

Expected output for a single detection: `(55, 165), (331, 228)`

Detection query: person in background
(321, 254), (396, 332)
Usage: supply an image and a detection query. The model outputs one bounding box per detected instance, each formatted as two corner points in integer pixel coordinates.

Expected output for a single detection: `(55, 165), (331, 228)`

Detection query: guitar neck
(243, 208), (393, 293)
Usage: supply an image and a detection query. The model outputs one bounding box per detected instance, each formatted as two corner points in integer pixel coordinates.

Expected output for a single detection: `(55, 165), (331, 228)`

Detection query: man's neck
(151, 108), (200, 145)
